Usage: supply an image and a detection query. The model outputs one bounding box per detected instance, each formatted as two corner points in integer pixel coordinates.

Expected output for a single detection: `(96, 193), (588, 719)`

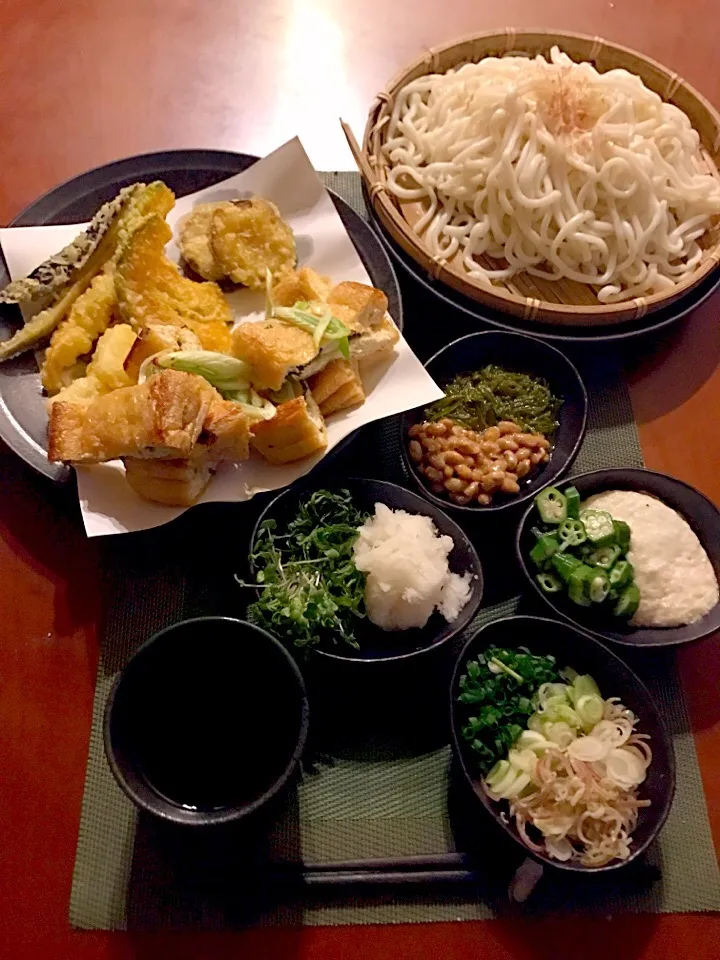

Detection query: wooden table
(1, 2), (718, 957)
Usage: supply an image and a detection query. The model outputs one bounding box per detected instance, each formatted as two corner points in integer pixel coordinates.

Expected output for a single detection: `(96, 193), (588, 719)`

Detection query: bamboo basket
(344, 29), (720, 326)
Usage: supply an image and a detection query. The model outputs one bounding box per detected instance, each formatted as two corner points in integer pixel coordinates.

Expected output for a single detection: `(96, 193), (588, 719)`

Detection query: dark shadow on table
(624, 296), (720, 423)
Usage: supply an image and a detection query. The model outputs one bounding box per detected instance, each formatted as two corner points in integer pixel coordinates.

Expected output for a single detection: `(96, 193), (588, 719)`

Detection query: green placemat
(69, 174), (720, 930)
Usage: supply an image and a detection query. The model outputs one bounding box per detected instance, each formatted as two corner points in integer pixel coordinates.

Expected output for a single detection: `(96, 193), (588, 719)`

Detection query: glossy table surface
(1, 2), (719, 958)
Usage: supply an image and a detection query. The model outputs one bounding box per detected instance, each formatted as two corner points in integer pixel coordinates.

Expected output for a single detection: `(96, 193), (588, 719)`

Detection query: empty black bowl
(450, 615), (676, 873)
(516, 468), (720, 647)
(249, 477), (484, 664)
(400, 332), (588, 517)
(104, 617), (309, 825)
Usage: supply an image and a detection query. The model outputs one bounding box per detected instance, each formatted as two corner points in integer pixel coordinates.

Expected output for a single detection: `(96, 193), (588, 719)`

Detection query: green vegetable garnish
(457, 646), (560, 774)
(240, 489), (369, 650)
(157, 350), (252, 394)
(536, 487), (568, 524)
(426, 364), (562, 437)
(273, 304), (350, 359)
(528, 488), (640, 619)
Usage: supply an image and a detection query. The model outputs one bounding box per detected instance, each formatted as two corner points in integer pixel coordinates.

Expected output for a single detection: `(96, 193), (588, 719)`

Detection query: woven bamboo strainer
(344, 29), (720, 326)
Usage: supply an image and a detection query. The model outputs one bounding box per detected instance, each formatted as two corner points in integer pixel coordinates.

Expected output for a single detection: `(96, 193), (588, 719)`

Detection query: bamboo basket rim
(348, 29), (720, 325)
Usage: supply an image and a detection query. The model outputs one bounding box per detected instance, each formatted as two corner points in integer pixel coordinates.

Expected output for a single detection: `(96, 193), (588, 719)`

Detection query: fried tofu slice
(48, 369), (217, 464)
(231, 320), (317, 392)
(250, 395), (327, 464)
(201, 397), (252, 461)
(271, 267), (332, 307)
(115, 214), (233, 352)
(210, 198), (296, 289)
(40, 272), (118, 393)
(124, 451), (213, 507)
(327, 281), (388, 332)
(308, 358), (365, 416)
(122, 397), (251, 506)
(348, 314), (399, 363)
(177, 203), (226, 281)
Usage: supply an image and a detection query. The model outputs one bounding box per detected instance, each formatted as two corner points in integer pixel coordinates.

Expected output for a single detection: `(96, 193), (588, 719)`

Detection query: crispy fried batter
(0, 182), (176, 363)
(308, 358), (365, 415)
(41, 272), (118, 393)
(177, 203), (227, 280)
(272, 267), (332, 306)
(115, 214), (233, 352)
(210, 198), (296, 289)
(123, 451), (213, 506)
(232, 320), (317, 391)
(250, 395), (327, 464)
(46, 324), (138, 408)
(327, 281), (388, 332)
(48, 369), (217, 464)
(124, 324), (202, 384)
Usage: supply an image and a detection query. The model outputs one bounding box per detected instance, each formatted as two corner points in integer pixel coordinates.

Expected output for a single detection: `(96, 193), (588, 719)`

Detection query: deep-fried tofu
(250, 395), (327, 464)
(48, 369), (217, 464)
(327, 281), (388, 332)
(231, 320), (317, 391)
(308, 358), (365, 415)
(271, 267), (332, 306)
(124, 452), (213, 507)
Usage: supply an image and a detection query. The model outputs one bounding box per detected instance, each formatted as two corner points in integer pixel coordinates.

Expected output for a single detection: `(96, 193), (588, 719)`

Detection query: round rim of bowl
(449, 614), (677, 873)
(249, 477), (484, 664)
(103, 616), (310, 826)
(400, 331), (588, 516)
(514, 468), (720, 648)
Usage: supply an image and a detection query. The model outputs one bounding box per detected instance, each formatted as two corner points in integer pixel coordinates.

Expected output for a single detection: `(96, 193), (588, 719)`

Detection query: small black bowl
(400, 332), (588, 518)
(516, 468), (720, 647)
(104, 617), (309, 826)
(450, 615), (676, 873)
(249, 477), (484, 664)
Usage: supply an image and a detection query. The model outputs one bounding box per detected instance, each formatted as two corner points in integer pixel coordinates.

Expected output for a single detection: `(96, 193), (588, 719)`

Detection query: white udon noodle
(381, 47), (720, 302)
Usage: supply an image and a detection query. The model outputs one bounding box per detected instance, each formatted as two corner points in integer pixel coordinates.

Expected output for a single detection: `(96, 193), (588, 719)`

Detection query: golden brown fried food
(202, 397), (252, 461)
(1, 182), (176, 363)
(41, 272), (118, 393)
(327, 281), (388, 332)
(48, 369), (217, 464)
(210, 198), (296, 289)
(46, 324), (138, 408)
(124, 324), (202, 384)
(250, 394), (327, 464)
(123, 452), (213, 507)
(231, 320), (317, 391)
(308, 358), (365, 416)
(115, 214), (233, 352)
(272, 267), (331, 306)
(177, 203), (227, 281)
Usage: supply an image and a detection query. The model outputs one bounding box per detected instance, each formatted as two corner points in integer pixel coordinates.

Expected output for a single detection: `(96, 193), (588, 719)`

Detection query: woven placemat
(69, 174), (720, 930)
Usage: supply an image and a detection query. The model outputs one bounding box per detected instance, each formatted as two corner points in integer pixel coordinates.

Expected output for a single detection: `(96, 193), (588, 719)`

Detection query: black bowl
(401, 332), (588, 518)
(516, 468), (720, 647)
(450, 615), (676, 873)
(249, 477), (484, 664)
(104, 617), (309, 826)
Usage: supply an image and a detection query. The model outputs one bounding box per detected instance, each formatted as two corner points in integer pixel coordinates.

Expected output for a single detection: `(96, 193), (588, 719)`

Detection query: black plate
(0, 150), (403, 483)
(249, 477), (484, 665)
(450, 615), (676, 873)
(516, 468), (720, 647)
(400, 331), (588, 518)
(364, 188), (720, 345)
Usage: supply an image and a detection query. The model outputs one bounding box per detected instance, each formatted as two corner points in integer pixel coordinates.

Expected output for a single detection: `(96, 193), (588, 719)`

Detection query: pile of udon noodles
(381, 47), (720, 302)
